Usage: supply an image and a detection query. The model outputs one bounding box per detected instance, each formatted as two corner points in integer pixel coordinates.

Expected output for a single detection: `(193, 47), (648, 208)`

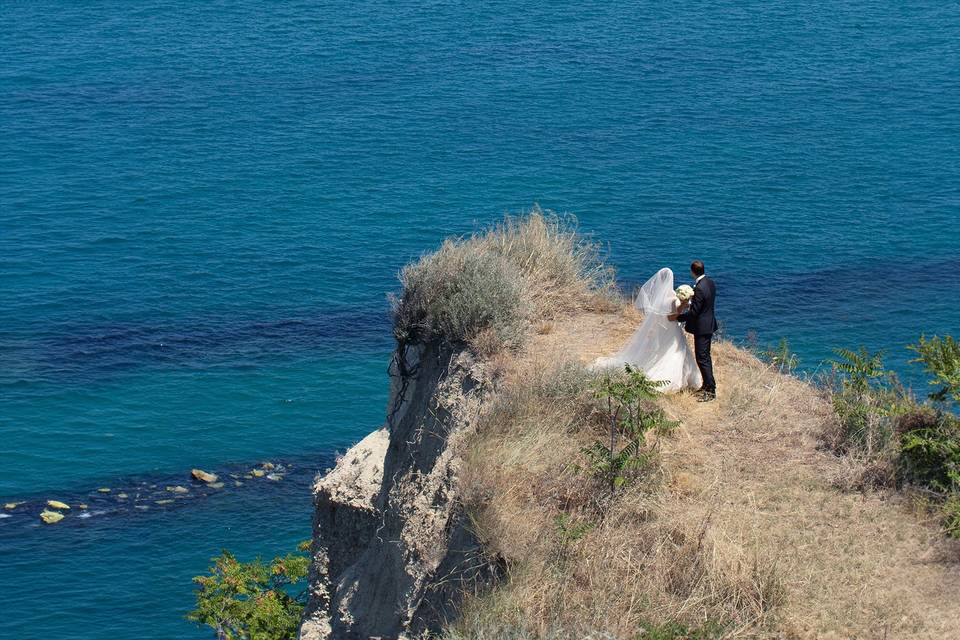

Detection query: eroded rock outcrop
(299, 341), (496, 640)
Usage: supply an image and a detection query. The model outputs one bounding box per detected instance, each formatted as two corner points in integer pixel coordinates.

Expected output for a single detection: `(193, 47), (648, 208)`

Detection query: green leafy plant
(942, 494), (960, 539)
(633, 619), (728, 639)
(828, 347), (900, 456)
(188, 543), (311, 640)
(582, 365), (678, 493)
(908, 334), (960, 405)
(828, 336), (960, 539)
(831, 346), (887, 394)
(763, 337), (800, 374)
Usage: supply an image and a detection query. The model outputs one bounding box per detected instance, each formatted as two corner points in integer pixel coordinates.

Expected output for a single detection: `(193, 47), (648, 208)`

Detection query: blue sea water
(1, 2), (959, 637)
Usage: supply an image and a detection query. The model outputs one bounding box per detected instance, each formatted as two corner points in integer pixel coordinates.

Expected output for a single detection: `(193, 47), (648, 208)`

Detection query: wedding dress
(592, 268), (702, 393)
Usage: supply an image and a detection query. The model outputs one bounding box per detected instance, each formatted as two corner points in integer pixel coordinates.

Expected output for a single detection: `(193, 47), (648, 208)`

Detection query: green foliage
(553, 513), (595, 545)
(633, 619), (727, 639)
(908, 334), (960, 405)
(899, 416), (960, 493)
(828, 335), (960, 539)
(831, 346), (887, 394)
(581, 365), (678, 493)
(552, 513), (595, 569)
(828, 347), (902, 456)
(942, 494), (960, 539)
(187, 548), (310, 640)
(763, 337), (800, 373)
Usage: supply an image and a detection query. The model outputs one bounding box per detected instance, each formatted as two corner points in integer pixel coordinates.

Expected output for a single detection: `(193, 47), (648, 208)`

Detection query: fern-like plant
(908, 334), (960, 405)
(582, 365), (678, 493)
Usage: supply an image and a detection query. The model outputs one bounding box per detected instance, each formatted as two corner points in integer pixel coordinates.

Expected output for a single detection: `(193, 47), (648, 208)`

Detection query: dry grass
(450, 305), (960, 639)
(391, 207), (617, 354)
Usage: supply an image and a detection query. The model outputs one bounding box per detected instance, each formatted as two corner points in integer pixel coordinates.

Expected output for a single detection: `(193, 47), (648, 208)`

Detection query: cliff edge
(299, 340), (496, 639)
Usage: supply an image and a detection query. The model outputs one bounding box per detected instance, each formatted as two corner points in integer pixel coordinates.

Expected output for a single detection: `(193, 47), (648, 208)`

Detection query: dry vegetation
(392, 212), (960, 638)
(449, 310), (960, 639)
(390, 206), (617, 357)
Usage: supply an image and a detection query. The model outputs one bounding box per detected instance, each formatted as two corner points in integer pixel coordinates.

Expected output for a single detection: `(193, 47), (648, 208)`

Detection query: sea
(2, 2), (958, 638)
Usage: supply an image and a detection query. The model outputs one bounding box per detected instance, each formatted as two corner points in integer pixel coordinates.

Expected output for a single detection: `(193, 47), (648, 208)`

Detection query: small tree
(188, 544), (310, 640)
(908, 335), (960, 406)
(764, 337), (800, 374)
(582, 365), (677, 493)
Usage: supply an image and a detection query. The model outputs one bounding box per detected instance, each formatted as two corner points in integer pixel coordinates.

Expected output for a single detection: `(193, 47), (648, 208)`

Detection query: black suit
(677, 276), (717, 394)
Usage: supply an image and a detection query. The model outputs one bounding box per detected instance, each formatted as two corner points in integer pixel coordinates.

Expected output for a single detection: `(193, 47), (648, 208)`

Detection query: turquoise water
(2, 2), (959, 637)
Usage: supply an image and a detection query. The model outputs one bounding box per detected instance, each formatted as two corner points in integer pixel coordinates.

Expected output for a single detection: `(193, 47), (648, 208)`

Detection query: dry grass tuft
(391, 207), (617, 354)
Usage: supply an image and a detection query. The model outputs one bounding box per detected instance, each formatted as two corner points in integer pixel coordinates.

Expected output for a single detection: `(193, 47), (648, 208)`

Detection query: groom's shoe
(697, 391), (716, 403)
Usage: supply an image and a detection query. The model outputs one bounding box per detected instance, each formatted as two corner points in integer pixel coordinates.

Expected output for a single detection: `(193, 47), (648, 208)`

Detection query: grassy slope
(454, 305), (960, 639)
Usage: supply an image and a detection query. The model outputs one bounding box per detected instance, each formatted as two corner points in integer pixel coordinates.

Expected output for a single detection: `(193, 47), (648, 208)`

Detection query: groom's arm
(675, 289), (705, 322)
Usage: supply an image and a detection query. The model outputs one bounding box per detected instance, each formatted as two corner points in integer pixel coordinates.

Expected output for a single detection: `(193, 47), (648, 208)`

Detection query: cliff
(298, 214), (959, 639)
(299, 339), (497, 639)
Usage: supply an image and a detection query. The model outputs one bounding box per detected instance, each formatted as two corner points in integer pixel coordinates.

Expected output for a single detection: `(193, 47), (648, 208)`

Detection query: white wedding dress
(592, 268), (702, 393)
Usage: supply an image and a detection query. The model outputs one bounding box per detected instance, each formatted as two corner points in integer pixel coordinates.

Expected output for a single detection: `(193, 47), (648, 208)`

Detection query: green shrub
(899, 415), (960, 493)
(909, 334), (960, 405)
(828, 347), (901, 456)
(187, 545), (310, 640)
(581, 365), (677, 494)
(828, 335), (960, 538)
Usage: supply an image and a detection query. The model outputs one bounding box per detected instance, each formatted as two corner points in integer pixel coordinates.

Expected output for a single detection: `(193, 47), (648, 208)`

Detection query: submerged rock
(191, 469), (218, 483)
(266, 473), (282, 481)
(46, 500), (70, 510)
(117, 493), (128, 499)
(77, 504), (89, 510)
(166, 485), (189, 494)
(40, 510), (64, 524)
(97, 487), (111, 493)
(4, 502), (22, 510)
(208, 482), (224, 489)
(261, 462), (275, 471)
(251, 469), (265, 478)
(155, 499), (174, 505)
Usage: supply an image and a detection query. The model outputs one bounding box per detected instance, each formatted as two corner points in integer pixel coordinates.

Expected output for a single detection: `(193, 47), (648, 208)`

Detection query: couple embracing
(593, 260), (717, 402)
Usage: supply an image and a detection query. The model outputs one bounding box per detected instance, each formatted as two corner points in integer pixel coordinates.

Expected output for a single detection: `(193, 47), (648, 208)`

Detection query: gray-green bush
(390, 208), (615, 355)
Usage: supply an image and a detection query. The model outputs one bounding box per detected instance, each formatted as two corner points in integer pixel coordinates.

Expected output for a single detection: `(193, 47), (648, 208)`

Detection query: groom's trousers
(694, 334), (716, 394)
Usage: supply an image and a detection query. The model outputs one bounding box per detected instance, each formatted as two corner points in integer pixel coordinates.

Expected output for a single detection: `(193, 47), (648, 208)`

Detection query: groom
(668, 260), (718, 402)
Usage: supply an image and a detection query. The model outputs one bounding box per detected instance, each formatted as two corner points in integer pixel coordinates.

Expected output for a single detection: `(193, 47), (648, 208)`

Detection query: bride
(592, 268), (702, 393)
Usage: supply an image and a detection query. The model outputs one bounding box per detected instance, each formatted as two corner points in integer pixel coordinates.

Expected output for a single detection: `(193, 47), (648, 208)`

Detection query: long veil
(590, 266), (700, 392)
(634, 268), (676, 316)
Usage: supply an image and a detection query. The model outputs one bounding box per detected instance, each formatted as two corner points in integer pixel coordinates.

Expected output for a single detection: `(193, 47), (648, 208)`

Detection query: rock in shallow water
(191, 469), (219, 483)
(251, 469), (265, 478)
(40, 510), (64, 524)
(46, 500), (70, 510)
(166, 485), (189, 494)
(4, 502), (22, 510)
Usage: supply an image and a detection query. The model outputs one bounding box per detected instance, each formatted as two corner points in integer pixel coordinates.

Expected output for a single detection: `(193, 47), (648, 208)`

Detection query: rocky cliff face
(299, 340), (496, 640)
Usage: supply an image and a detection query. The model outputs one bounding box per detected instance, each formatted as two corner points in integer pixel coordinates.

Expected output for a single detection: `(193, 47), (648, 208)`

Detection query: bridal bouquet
(675, 285), (694, 301)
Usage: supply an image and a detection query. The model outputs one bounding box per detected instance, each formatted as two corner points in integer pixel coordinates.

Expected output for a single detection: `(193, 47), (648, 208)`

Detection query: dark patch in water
(7, 308), (393, 383)
(0, 451), (336, 537)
